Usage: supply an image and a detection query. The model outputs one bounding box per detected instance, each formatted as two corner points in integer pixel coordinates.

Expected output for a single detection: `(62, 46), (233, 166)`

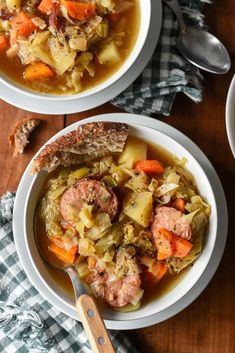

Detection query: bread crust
(8, 118), (40, 157)
(31, 122), (128, 174)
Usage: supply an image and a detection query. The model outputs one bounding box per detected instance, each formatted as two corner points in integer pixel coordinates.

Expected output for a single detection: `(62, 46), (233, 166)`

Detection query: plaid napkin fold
(112, 0), (210, 116)
(0, 192), (138, 353)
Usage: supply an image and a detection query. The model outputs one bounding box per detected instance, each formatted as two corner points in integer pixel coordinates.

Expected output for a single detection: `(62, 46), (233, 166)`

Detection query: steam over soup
(0, 0), (139, 94)
(36, 134), (211, 311)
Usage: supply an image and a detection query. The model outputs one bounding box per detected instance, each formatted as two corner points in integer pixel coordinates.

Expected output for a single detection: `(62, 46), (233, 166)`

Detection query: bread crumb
(8, 118), (40, 157)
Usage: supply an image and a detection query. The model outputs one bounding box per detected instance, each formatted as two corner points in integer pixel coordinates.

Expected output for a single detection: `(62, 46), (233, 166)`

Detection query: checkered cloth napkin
(0, 192), (138, 353)
(112, 0), (210, 116)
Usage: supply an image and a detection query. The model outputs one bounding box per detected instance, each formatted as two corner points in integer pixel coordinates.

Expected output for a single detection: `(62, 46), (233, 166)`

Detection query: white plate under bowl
(226, 74), (235, 158)
(0, 0), (162, 115)
(13, 114), (228, 330)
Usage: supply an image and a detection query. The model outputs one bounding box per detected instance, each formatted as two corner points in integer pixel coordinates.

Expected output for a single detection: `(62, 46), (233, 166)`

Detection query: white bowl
(19, 114), (227, 330)
(0, 0), (162, 114)
(226, 74), (235, 158)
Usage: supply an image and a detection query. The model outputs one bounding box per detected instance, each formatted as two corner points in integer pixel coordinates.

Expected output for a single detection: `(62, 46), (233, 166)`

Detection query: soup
(35, 134), (211, 312)
(0, 0), (139, 94)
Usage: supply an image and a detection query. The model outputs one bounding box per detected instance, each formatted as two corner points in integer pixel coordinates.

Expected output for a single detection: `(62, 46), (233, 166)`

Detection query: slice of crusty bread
(31, 122), (128, 174)
(8, 118), (40, 157)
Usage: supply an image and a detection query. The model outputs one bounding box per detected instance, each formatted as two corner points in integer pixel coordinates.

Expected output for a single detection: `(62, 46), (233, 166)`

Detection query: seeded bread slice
(31, 122), (128, 174)
(8, 118), (40, 157)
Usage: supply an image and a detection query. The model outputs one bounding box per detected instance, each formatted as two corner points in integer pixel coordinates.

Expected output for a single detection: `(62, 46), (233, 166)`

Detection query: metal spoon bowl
(165, 0), (231, 74)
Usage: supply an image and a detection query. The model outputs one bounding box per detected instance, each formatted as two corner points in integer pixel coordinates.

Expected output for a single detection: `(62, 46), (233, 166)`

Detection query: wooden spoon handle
(76, 294), (116, 353)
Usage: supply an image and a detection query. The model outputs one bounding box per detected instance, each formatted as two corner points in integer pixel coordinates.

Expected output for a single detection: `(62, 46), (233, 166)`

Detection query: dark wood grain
(204, 0), (235, 56)
(0, 100), (64, 195)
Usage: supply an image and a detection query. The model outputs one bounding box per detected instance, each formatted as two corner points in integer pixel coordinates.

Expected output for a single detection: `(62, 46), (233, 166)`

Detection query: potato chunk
(118, 136), (147, 166)
(124, 192), (153, 228)
(97, 40), (120, 65)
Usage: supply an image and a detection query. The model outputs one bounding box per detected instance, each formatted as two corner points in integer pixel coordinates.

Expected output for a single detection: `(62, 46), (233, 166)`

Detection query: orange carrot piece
(156, 228), (175, 260)
(150, 261), (168, 282)
(0, 35), (8, 51)
(134, 160), (164, 174)
(38, 0), (54, 13)
(156, 228), (192, 259)
(24, 62), (54, 81)
(50, 236), (65, 248)
(172, 234), (193, 258)
(60, 1), (95, 20)
(49, 243), (77, 264)
(141, 261), (167, 288)
(172, 198), (186, 213)
(10, 12), (37, 42)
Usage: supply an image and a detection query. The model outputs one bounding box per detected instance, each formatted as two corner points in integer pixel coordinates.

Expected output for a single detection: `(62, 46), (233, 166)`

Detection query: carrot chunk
(49, 242), (77, 264)
(155, 228), (176, 260)
(38, 0), (55, 13)
(141, 262), (167, 288)
(150, 261), (168, 281)
(134, 160), (164, 174)
(60, 1), (95, 20)
(0, 35), (8, 51)
(24, 62), (55, 81)
(172, 234), (193, 258)
(156, 228), (193, 260)
(10, 12), (37, 42)
(172, 198), (186, 213)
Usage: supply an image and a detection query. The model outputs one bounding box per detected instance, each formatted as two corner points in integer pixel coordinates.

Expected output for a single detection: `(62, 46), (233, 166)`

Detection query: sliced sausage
(60, 179), (119, 224)
(152, 206), (192, 241)
(90, 255), (141, 308)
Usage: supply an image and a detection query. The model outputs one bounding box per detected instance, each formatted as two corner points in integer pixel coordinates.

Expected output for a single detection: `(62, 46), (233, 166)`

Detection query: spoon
(35, 231), (115, 353)
(164, 0), (231, 74)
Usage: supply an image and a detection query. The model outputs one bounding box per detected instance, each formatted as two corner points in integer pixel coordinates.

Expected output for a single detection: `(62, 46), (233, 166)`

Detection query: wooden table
(0, 1), (234, 352)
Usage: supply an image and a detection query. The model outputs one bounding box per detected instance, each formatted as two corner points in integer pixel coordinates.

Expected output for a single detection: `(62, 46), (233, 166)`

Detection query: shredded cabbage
(95, 223), (123, 253)
(125, 171), (148, 193)
(79, 203), (94, 229)
(155, 183), (179, 198)
(167, 228), (204, 274)
(78, 238), (96, 256)
(86, 213), (112, 241)
(68, 167), (90, 186)
(103, 248), (115, 262)
(76, 261), (90, 280)
(114, 301), (141, 312)
(148, 178), (158, 193)
(123, 223), (155, 256)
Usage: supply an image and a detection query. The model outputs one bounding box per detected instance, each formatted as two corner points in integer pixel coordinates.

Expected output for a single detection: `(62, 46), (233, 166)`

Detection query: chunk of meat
(91, 272), (141, 307)
(60, 179), (120, 224)
(89, 253), (141, 308)
(152, 206), (192, 241)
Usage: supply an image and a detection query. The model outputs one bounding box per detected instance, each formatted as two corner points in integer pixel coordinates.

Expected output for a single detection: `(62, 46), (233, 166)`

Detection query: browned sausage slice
(152, 206), (192, 241)
(60, 179), (119, 224)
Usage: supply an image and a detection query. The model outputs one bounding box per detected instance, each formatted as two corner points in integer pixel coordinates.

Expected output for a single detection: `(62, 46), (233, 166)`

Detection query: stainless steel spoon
(35, 231), (115, 353)
(164, 0), (231, 74)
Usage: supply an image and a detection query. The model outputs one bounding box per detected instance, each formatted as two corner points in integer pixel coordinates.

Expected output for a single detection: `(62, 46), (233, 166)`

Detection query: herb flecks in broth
(0, 0), (139, 94)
